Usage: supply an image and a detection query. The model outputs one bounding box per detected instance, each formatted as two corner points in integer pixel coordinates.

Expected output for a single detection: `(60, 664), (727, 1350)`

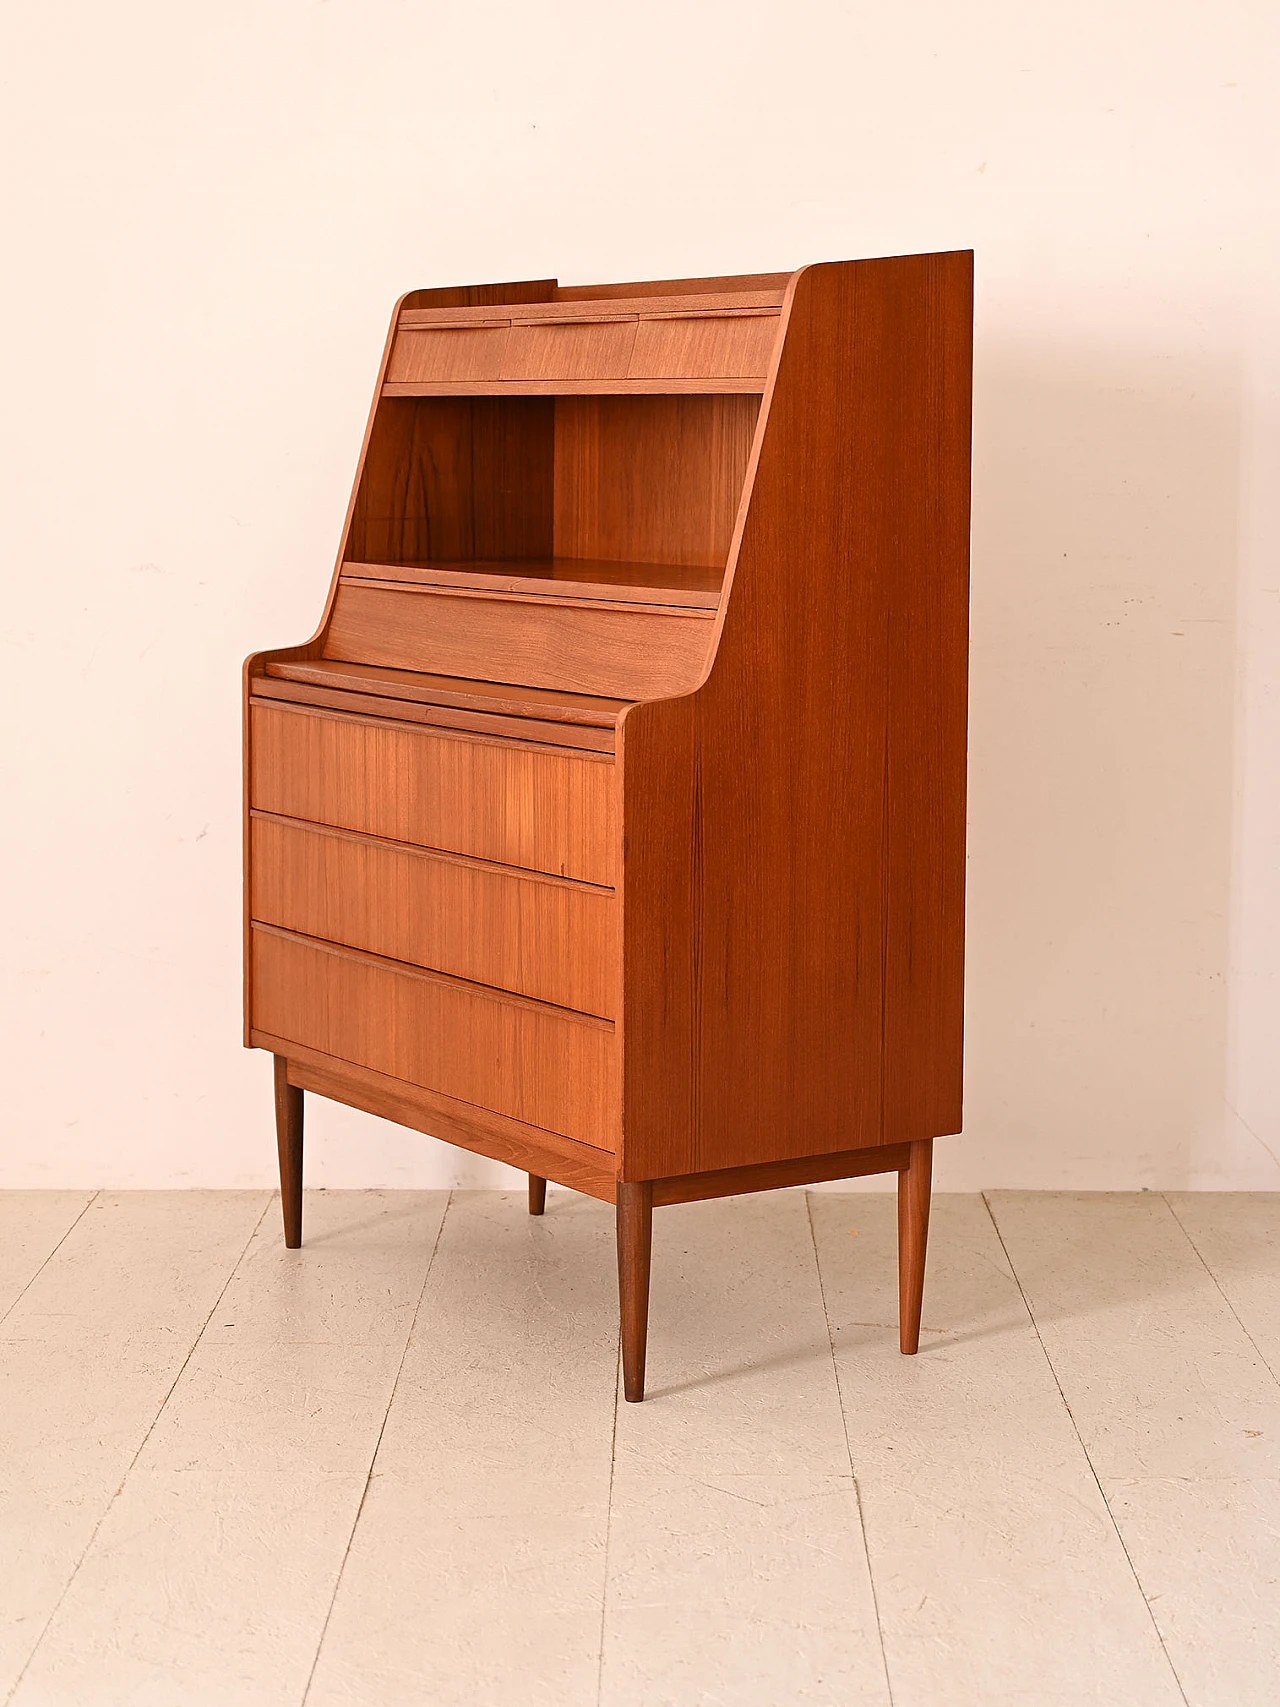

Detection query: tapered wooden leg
(897, 1137), (933, 1353)
(273, 1054), (303, 1249)
(528, 1174), (547, 1215)
(616, 1181), (653, 1402)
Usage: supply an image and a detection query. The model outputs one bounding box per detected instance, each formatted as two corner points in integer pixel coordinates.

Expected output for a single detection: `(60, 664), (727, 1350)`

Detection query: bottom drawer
(252, 926), (616, 1151)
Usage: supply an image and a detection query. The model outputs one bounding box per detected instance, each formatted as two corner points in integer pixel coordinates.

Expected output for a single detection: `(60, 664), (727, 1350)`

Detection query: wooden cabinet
(244, 257), (973, 1399)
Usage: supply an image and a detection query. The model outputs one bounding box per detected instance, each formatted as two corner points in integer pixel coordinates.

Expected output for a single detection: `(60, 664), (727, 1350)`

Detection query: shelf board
(396, 290), (785, 328)
(381, 377), (766, 398)
(342, 558), (723, 611)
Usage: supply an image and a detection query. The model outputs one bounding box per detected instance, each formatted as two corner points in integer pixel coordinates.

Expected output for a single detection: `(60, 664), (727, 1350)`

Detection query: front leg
(616, 1181), (654, 1401)
(897, 1138), (933, 1353)
(273, 1055), (304, 1249)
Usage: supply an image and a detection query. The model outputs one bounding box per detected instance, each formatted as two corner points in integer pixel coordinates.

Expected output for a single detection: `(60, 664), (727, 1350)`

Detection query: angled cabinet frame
(244, 256), (973, 1399)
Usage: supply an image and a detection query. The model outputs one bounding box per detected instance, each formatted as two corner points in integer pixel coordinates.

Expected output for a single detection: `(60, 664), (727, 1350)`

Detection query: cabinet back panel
(346, 396), (554, 565)
(553, 395), (758, 567)
(323, 582), (713, 699)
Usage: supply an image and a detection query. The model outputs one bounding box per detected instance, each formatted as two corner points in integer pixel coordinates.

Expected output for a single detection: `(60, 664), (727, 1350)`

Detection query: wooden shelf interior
(345, 393), (759, 580)
(315, 391), (758, 700)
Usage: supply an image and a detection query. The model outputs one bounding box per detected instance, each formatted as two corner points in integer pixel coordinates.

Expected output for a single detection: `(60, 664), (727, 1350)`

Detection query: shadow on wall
(958, 339), (1272, 1190)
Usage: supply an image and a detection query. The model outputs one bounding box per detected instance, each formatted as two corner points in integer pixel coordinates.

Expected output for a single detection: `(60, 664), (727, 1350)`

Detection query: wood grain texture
(252, 926), (617, 1151)
(553, 395), (758, 568)
(628, 314), (778, 381)
(383, 313), (778, 393)
(272, 1054), (303, 1248)
(270, 1035), (618, 1199)
(504, 319), (636, 381)
(381, 376), (768, 398)
(263, 659), (627, 727)
(322, 581), (714, 699)
(242, 280), (558, 1041)
(249, 701), (617, 884)
(897, 1137), (933, 1353)
(398, 290), (784, 324)
(399, 278), (557, 312)
(619, 254), (973, 1180)
(346, 397), (554, 566)
(249, 680), (614, 754)
(650, 1143), (913, 1207)
(250, 813), (618, 1017)
(385, 326), (512, 384)
(554, 273), (790, 301)
(342, 557), (722, 609)
(616, 1181), (653, 1403)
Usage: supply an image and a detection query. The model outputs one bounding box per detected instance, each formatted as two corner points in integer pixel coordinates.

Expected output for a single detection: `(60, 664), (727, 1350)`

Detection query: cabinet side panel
(621, 255), (972, 1179)
(619, 697), (698, 1173)
(882, 255), (972, 1141)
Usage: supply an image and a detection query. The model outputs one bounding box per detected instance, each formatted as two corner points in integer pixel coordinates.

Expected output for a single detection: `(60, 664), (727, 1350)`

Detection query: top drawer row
(383, 311), (779, 394)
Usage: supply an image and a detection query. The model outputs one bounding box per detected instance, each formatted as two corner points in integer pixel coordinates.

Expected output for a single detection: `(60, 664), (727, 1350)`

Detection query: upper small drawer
(629, 314), (778, 381)
(504, 320), (635, 381)
(386, 320), (637, 387)
(383, 304), (780, 392)
(385, 325), (509, 384)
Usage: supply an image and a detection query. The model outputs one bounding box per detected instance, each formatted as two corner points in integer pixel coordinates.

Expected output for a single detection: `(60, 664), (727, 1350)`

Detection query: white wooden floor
(2, 1189), (1278, 1706)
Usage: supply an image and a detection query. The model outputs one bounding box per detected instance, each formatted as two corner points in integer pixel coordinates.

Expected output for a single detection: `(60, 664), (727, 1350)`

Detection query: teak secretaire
(243, 255), (973, 1400)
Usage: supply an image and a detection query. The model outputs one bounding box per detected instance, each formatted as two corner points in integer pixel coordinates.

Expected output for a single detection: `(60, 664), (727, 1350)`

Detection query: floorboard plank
(988, 1190), (1280, 1707)
(1165, 1192), (1280, 1381)
(4, 1188), (1278, 1705)
(8, 1191), (446, 1707)
(0, 1191), (97, 1323)
(306, 1190), (618, 1707)
(601, 1192), (890, 1707)
(810, 1191), (1183, 1707)
(0, 1192), (269, 1698)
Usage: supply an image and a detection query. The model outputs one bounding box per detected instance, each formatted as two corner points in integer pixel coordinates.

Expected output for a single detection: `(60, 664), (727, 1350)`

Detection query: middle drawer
(251, 814), (617, 1019)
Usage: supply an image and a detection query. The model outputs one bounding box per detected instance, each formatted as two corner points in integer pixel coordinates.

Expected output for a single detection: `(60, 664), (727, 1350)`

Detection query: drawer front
(251, 815), (617, 1018)
(629, 314), (777, 381)
(323, 582), (713, 700)
(385, 325), (510, 383)
(502, 320), (636, 381)
(252, 926), (616, 1150)
(386, 321), (639, 386)
(250, 702), (616, 884)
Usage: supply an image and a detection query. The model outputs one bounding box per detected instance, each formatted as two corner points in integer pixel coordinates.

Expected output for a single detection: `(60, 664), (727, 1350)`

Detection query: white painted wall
(2, 1), (1276, 1189)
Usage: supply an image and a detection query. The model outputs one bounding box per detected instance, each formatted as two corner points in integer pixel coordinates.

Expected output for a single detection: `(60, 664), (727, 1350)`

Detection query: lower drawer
(252, 926), (616, 1151)
(250, 814), (617, 1018)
